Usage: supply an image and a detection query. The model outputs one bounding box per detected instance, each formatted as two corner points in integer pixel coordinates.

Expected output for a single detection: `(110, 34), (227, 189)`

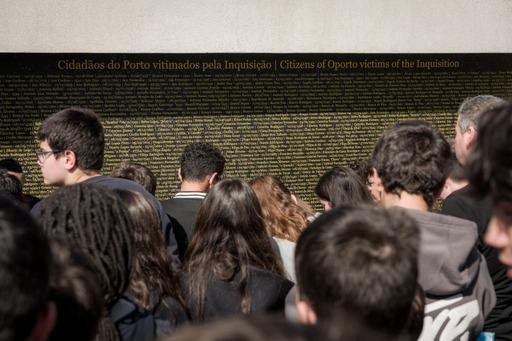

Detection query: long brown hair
(114, 190), (186, 313)
(250, 176), (311, 242)
(184, 179), (285, 319)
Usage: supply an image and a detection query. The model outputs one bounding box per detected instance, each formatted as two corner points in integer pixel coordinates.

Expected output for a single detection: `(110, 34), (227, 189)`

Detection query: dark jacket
(181, 267), (294, 322)
(111, 294), (188, 341)
(161, 195), (204, 260)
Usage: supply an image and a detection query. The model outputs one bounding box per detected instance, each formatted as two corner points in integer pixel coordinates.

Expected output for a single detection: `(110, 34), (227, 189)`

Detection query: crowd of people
(0, 94), (511, 341)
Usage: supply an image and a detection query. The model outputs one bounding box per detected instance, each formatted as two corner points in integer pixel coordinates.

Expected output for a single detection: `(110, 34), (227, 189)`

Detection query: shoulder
(248, 267), (294, 293)
(85, 175), (146, 192)
(162, 196), (203, 210)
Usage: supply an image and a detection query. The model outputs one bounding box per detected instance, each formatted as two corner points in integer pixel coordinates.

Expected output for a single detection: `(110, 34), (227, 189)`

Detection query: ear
(465, 125), (478, 152)
(177, 168), (183, 182)
(319, 199), (332, 211)
(372, 168), (384, 192)
(438, 178), (451, 199)
(29, 301), (57, 341)
(62, 150), (78, 170)
(208, 172), (219, 187)
(296, 300), (318, 325)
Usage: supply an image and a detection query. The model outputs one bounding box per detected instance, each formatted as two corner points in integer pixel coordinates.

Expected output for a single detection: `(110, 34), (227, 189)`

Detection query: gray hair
(457, 95), (506, 133)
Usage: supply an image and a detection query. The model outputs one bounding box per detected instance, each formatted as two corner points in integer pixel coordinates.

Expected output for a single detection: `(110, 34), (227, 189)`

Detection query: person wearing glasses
(32, 107), (181, 268)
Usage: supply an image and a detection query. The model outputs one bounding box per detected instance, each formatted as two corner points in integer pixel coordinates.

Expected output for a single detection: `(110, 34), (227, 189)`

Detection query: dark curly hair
(40, 184), (134, 307)
(179, 142), (225, 182)
(372, 121), (452, 208)
(40, 183), (135, 341)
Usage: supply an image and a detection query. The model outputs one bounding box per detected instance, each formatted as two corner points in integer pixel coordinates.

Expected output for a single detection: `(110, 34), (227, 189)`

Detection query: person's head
(295, 206), (420, 336)
(184, 179), (284, 318)
(40, 184), (134, 309)
(114, 189), (184, 311)
(439, 154), (468, 200)
(37, 108), (104, 186)
(315, 167), (372, 211)
(0, 158), (25, 186)
(372, 121), (452, 209)
(178, 142), (225, 190)
(0, 169), (22, 201)
(47, 238), (103, 341)
(405, 285), (426, 341)
(454, 95), (506, 164)
(249, 176), (311, 242)
(111, 161), (157, 195)
(350, 159), (381, 202)
(163, 315), (329, 341)
(0, 195), (56, 341)
(466, 103), (512, 276)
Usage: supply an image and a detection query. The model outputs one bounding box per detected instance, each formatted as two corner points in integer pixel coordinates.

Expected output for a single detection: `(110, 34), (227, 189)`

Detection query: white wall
(1, 0), (511, 52)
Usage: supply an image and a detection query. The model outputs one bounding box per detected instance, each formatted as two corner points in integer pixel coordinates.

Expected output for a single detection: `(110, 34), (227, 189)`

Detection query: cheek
(41, 162), (63, 182)
(485, 216), (512, 249)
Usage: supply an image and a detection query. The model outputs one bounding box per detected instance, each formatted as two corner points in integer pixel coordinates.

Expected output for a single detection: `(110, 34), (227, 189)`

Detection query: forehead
(39, 140), (50, 149)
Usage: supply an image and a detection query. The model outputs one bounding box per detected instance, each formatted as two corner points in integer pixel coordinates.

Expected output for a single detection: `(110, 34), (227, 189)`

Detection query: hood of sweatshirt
(401, 208), (480, 296)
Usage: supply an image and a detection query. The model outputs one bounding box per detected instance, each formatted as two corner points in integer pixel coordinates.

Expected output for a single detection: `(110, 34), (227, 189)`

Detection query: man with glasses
(32, 107), (180, 266)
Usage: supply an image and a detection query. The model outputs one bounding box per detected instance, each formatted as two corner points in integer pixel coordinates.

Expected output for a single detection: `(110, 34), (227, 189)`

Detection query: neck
(381, 191), (429, 212)
(452, 180), (469, 193)
(64, 169), (101, 185)
(180, 180), (209, 192)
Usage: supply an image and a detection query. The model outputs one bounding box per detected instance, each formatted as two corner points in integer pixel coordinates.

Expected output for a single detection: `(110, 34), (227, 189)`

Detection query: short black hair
(111, 161), (157, 195)
(0, 169), (22, 201)
(372, 121), (452, 207)
(38, 107), (105, 171)
(467, 103), (512, 202)
(0, 195), (51, 341)
(180, 142), (225, 182)
(315, 167), (372, 208)
(295, 206), (419, 335)
(0, 158), (23, 173)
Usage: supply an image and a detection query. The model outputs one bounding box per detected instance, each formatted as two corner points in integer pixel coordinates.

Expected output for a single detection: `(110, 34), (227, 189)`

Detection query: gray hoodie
(403, 209), (496, 341)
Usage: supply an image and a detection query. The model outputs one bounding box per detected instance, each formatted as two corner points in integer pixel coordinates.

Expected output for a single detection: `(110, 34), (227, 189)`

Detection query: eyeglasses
(35, 149), (62, 163)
